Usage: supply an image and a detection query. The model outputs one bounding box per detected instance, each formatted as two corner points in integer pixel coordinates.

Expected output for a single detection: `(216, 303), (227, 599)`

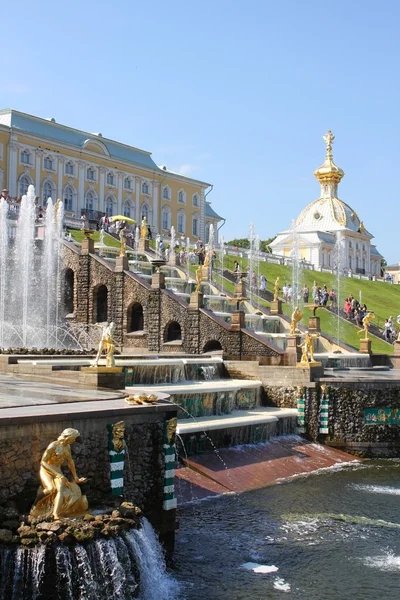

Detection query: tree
(226, 238), (250, 249)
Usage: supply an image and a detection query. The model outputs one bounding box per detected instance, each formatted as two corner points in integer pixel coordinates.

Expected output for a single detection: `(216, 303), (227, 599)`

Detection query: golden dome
(313, 130), (344, 184)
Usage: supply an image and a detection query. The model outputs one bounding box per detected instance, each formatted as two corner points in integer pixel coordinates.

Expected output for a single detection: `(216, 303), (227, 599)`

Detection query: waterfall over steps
(0, 518), (179, 600)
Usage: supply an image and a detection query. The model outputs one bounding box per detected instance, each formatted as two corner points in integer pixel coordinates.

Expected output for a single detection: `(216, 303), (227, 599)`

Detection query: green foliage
(226, 238), (250, 249)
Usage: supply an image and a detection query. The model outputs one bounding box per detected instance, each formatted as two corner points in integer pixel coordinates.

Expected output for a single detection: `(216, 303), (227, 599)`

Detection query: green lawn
(218, 254), (396, 354)
(68, 229), (121, 249)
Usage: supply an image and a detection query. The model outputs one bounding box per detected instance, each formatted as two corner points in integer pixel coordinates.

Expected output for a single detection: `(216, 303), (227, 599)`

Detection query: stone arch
(203, 339), (223, 353)
(93, 284), (108, 323)
(127, 302), (144, 333)
(164, 320), (182, 342)
(63, 268), (75, 314)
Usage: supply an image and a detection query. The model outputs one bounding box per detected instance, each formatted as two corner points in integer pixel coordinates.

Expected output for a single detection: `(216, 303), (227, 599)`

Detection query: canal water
(173, 460), (400, 599)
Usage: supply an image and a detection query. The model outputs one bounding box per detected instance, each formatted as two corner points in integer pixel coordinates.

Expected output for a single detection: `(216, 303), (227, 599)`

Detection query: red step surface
(175, 438), (358, 503)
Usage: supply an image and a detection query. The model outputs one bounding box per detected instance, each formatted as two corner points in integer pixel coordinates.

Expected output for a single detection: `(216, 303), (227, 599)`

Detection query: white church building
(270, 131), (383, 277)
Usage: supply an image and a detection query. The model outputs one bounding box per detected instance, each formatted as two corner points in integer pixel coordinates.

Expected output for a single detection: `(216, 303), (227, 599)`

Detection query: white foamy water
(274, 577), (291, 592)
(363, 550), (400, 572)
(351, 484), (400, 496)
(241, 562), (279, 574)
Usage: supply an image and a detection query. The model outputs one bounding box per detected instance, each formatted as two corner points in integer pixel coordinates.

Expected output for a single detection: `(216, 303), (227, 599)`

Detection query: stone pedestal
(295, 361), (324, 379)
(168, 252), (181, 267)
(138, 238), (149, 253)
(308, 316), (321, 333)
(230, 310), (245, 331)
(81, 237), (95, 255)
(234, 280), (246, 298)
(393, 340), (400, 353)
(284, 334), (301, 365)
(360, 338), (372, 354)
(270, 300), (282, 315)
(115, 255), (129, 272)
(151, 271), (165, 289)
(80, 366), (125, 389)
(189, 291), (204, 309)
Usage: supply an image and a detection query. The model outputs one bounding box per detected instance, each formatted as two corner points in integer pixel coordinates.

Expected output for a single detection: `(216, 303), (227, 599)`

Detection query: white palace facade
(270, 131), (383, 277)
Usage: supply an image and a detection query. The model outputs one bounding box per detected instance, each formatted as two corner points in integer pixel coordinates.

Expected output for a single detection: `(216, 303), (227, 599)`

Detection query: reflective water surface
(173, 461), (400, 599)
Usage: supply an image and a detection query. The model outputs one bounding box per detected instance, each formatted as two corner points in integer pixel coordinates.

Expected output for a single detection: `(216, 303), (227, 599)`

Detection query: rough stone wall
(62, 246), (286, 360)
(0, 413), (167, 516)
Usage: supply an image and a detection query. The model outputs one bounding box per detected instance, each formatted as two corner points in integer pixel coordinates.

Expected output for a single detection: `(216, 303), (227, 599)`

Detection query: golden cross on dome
(323, 130), (335, 158)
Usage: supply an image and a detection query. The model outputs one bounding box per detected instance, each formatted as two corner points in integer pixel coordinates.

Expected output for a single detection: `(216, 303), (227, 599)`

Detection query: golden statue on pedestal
(273, 277), (280, 302)
(119, 228), (127, 257)
(91, 322), (119, 367)
(357, 311), (375, 340)
(298, 331), (320, 363)
(30, 428), (88, 520)
(290, 306), (303, 335)
(195, 265), (203, 292)
(141, 216), (148, 239)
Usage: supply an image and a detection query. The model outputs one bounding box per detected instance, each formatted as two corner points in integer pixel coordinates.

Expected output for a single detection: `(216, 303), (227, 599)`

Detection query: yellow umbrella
(110, 215), (136, 224)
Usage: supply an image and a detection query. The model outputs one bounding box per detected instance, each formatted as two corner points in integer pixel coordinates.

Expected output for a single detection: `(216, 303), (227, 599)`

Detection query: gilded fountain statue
(289, 306), (303, 335)
(298, 331), (320, 364)
(91, 322), (119, 367)
(357, 311), (375, 340)
(30, 428), (88, 520)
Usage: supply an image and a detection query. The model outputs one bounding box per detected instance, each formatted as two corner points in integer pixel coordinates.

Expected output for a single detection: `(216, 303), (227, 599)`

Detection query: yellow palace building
(0, 109), (223, 241)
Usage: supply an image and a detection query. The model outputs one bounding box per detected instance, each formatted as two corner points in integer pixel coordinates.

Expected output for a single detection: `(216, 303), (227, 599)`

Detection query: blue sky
(2, 0), (400, 262)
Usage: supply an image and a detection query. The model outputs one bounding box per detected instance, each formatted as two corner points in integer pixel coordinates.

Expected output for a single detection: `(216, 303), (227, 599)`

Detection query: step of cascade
(176, 407), (298, 433)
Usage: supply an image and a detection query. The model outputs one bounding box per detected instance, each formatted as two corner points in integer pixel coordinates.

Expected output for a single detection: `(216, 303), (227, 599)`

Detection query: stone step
(177, 407), (297, 434)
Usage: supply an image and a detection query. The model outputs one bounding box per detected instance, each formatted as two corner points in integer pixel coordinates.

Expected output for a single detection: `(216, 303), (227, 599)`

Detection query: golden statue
(289, 306), (303, 335)
(273, 276), (280, 302)
(195, 265), (203, 292)
(91, 322), (119, 367)
(119, 228), (127, 257)
(203, 252), (210, 268)
(30, 428), (88, 520)
(357, 311), (375, 340)
(141, 216), (148, 239)
(112, 421), (125, 452)
(298, 331), (320, 363)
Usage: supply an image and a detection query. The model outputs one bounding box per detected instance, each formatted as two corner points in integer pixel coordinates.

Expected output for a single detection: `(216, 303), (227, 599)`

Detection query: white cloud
(177, 163), (199, 176)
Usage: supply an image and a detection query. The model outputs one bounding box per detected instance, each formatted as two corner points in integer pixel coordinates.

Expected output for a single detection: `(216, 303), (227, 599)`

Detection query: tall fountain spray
(0, 198), (8, 348)
(170, 225), (176, 262)
(0, 185), (66, 349)
(248, 223), (258, 305)
(134, 225), (140, 263)
(290, 219), (302, 308)
(219, 234), (225, 289)
(334, 231), (345, 346)
(13, 186), (36, 347)
(207, 223), (215, 288)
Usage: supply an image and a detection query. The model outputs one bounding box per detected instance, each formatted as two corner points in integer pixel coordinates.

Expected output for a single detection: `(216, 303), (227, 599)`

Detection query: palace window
(106, 195), (115, 217)
(177, 211), (185, 234)
(65, 161), (74, 176)
(178, 190), (185, 203)
(142, 182), (149, 195)
(356, 243), (359, 250)
(124, 177), (131, 190)
(142, 204), (149, 220)
(44, 156), (53, 170)
(124, 199), (133, 218)
(19, 175), (30, 196)
(192, 194), (199, 207)
(21, 150), (31, 165)
(163, 186), (170, 200)
(64, 186), (74, 211)
(349, 241), (352, 249)
(43, 181), (53, 201)
(162, 207), (171, 230)
(192, 216), (199, 237)
(85, 191), (95, 211)
(87, 167), (96, 181)
(107, 172), (115, 186)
